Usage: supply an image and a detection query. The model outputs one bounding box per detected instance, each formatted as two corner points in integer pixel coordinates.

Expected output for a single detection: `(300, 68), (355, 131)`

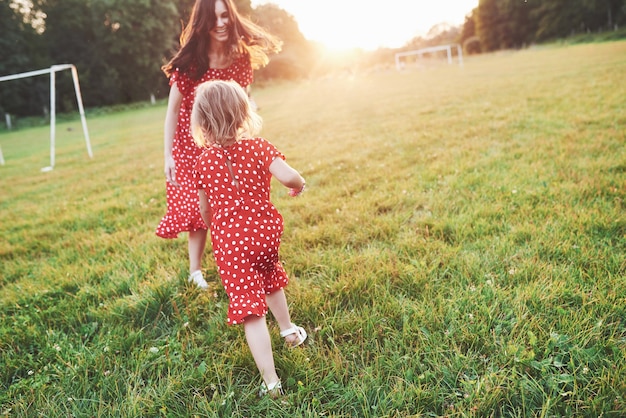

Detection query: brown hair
(191, 80), (262, 147)
(162, 0), (282, 80)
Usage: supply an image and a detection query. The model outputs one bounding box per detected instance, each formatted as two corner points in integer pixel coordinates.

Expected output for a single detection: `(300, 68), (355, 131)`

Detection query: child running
(191, 79), (307, 397)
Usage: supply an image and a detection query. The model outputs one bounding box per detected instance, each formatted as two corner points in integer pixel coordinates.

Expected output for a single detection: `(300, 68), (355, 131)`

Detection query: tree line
(1, 0), (624, 118)
(404, 0), (625, 55)
(0, 0), (314, 117)
(463, 0), (626, 53)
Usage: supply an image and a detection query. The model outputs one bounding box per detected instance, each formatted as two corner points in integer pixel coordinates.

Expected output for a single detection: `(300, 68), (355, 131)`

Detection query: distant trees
(461, 0), (626, 52)
(31, 0), (180, 106)
(2, 0), (625, 117)
(402, 23), (460, 49)
(1, 0), (181, 116)
(0, 0), (47, 116)
(251, 3), (315, 81)
(0, 0), (307, 117)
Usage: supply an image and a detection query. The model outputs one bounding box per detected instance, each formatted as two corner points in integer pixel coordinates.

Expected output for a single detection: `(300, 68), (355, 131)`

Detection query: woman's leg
(188, 229), (209, 289)
(188, 229), (207, 273)
(244, 315), (280, 385)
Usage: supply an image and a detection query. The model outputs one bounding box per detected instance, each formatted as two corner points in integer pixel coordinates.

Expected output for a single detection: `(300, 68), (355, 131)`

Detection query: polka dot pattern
(193, 138), (289, 325)
(156, 56), (253, 238)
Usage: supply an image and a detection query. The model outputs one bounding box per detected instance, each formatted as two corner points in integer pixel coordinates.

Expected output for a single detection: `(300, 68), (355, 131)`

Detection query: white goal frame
(0, 64), (93, 171)
(395, 44), (464, 70)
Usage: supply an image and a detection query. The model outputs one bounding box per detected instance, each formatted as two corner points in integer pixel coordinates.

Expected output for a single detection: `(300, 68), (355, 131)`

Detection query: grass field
(1, 41), (625, 417)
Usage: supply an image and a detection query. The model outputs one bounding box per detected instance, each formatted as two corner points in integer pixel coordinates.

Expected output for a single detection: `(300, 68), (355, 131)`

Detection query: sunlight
(252, 0), (478, 51)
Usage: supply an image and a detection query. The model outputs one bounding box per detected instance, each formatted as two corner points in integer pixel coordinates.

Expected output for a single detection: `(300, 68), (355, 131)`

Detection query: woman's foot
(280, 324), (307, 348)
(188, 270), (208, 290)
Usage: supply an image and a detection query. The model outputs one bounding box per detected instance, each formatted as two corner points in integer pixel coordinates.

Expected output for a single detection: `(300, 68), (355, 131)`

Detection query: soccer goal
(395, 44), (464, 70)
(0, 64), (93, 172)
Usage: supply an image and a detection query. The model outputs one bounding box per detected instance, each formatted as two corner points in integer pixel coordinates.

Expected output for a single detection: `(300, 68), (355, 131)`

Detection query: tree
(532, 0), (583, 41)
(459, 9), (481, 54)
(476, 0), (501, 51)
(252, 4), (315, 80)
(426, 23), (462, 47)
(100, 0), (180, 102)
(233, 0), (252, 17)
(29, 0), (113, 108)
(580, 0), (625, 29)
(29, 0), (179, 109)
(2, 0), (314, 114)
(473, 0), (626, 48)
(499, 0), (538, 48)
(0, 0), (48, 116)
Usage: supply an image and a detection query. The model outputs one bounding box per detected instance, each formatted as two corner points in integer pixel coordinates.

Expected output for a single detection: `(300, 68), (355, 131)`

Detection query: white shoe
(259, 380), (283, 398)
(280, 324), (307, 348)
(188, 270), (208, 290)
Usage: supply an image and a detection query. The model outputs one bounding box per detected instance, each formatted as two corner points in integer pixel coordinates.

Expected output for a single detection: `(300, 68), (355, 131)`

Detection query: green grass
(1, 41), (625, 417)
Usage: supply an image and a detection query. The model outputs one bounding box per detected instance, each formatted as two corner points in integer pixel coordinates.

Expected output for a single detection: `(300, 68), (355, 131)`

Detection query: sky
(251, 0), (479, 51)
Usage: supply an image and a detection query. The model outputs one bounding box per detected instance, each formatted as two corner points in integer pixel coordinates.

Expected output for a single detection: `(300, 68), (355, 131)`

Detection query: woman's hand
(164, 155), (180, 187)
(163, 83), (183, 188)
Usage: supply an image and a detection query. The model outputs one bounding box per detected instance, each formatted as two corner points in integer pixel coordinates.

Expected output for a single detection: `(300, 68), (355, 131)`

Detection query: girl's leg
(243, 315), (280, 385)
(266, 289), (301, 346)
(188, 229), (207, 273)
(265, 289), (292, 331)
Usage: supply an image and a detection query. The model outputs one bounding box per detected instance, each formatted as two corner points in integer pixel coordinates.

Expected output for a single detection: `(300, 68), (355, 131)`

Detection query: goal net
(395, 44), (464, 70)
(0, 64), (93, 171)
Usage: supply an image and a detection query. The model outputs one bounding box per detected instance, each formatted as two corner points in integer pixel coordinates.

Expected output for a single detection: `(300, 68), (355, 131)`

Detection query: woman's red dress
(156, 56), (253, 238)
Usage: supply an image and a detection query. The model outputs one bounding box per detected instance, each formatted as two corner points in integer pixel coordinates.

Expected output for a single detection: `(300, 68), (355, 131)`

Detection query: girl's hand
(289, 183), (306, 197)
(269, 158), (305, 193)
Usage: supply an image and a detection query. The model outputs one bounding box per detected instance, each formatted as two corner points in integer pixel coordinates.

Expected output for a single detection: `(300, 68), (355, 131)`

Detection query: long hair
(191, 80), (262, 148)
(162, 0), (282, 80)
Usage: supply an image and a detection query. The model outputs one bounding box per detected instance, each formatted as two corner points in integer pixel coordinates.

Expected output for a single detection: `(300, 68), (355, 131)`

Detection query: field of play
(1, 41), (625, 417)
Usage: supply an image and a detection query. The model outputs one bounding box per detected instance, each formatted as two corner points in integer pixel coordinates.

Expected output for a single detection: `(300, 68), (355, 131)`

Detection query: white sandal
(280, 324), (307, 348)
(259, 380), (283, 398)
(188, 270), (208, 290)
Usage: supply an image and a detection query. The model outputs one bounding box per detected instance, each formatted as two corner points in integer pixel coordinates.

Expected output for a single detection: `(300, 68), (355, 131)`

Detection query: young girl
(191, 80), (307, 397)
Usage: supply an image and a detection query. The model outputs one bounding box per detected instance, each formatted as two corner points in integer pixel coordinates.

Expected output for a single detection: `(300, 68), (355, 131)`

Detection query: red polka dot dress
(194, 138), (290, 325)
(156, 56), (253, 239)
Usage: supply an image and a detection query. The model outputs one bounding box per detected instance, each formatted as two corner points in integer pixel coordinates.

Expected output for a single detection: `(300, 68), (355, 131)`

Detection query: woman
(156, 0), (281, 289)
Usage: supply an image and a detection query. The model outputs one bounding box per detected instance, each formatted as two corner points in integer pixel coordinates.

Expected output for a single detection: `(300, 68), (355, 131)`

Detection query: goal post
(395, 44), (464, 70)
(0, 64), (93, 171)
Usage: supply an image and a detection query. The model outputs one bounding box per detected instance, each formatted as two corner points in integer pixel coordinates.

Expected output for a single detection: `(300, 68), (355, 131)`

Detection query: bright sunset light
(252, 0), (479, 51)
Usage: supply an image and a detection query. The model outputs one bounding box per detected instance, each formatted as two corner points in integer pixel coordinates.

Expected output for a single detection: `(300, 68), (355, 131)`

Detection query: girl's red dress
(156, 56), (253, 239)
(193, 138), (290, 325)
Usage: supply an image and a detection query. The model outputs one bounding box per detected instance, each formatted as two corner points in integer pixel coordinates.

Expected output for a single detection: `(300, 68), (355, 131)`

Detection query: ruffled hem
(228, 307), (267, 326)
(226, 280), (288, 325)
(155, 214), (207, 239)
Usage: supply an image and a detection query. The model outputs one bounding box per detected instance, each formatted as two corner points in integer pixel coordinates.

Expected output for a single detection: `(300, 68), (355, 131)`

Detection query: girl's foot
(259, 380), (283, 398)
(280, 324), (307, 348)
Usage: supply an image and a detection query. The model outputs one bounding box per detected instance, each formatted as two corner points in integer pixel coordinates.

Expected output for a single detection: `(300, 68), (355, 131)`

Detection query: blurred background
(1, 0), (625, 118)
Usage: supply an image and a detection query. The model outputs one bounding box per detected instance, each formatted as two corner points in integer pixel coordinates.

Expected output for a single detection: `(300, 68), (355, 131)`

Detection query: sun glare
(253, 0), (478, 51)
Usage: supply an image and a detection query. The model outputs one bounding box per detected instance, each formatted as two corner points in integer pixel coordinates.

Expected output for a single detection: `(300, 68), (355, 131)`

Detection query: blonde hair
(191, 80), (262, 147)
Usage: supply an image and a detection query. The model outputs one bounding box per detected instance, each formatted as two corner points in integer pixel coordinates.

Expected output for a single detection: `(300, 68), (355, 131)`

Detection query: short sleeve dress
(156, 55), (253, 239)
(193, 138), (290, 325)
